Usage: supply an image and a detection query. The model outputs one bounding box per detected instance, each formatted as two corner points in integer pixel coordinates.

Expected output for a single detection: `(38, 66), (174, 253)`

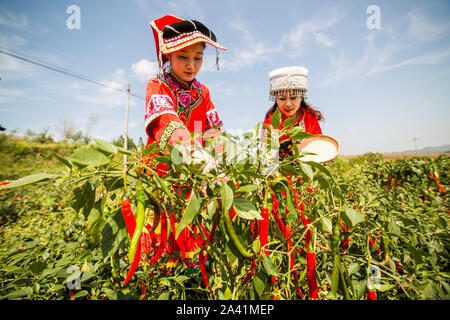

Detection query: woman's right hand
(168, 128), (191, 146)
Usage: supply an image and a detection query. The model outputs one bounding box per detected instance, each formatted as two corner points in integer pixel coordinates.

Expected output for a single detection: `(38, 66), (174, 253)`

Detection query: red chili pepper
(139, 281), (147, 300)
(122, 238), (142, 286)
(430, 172), (446, 195)
(306, 251), (318, 299)
(367, 289), (377, 300)
(121, 197), (136, 239)
(242, 259), (258, 286)
(149, 209), (168, 266)
(285, 225), (299, 289)
(169, 212), (186, 260)
(271, 194), (285, 234)
(260, 206), (269, 255)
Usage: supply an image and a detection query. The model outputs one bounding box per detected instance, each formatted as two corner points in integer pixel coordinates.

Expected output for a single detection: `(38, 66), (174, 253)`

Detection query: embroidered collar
(167, 69), (193, 89)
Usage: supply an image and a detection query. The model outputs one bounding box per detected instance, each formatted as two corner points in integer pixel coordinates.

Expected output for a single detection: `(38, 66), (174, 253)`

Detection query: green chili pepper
(223, 206), (253, 259)
(128, 183), (146, 264)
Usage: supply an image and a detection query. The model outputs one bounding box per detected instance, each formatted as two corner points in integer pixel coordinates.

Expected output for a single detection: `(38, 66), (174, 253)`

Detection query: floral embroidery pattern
(206, 108), (223, 129)
(161, 69), (203, 125)
(145, 94), (177, 129)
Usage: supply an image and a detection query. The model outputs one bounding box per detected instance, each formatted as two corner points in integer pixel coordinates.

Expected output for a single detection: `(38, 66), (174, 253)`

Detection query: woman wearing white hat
(263, 66), (324, 158)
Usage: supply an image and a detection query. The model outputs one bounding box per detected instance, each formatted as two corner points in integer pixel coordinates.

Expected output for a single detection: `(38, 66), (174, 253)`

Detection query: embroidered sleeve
(158, 121), (186, 150)
(203, 86), (223, 130)
(144, 80), (179, 132)
(145, 94), (178, 130)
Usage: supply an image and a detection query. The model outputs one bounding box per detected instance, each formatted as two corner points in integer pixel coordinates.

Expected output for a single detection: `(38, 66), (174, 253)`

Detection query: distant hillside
(400, 144), (450, 154)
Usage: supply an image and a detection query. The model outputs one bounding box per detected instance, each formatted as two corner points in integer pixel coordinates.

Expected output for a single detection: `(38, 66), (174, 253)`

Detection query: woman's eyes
(177, 56), (202, 61)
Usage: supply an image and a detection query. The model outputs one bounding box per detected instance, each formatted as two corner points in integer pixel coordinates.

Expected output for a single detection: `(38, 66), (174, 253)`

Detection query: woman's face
(276, 95), (302, 119)
(167, 42), (204, 82)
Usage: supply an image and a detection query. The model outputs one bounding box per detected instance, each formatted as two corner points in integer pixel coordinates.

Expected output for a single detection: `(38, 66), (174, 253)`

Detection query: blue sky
(0, 0), (449, 155)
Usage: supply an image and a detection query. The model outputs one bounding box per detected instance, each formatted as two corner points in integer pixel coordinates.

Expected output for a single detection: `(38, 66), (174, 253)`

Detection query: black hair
(264, 98), (324, 122)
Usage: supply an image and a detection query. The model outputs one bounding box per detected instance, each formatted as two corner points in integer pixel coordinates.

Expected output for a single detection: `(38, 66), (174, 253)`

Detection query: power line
(0, 46), (145, 101)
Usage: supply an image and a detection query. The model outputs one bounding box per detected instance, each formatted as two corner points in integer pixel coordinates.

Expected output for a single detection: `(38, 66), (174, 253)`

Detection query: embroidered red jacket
(145, 70), (223, 149)
(263, 109), (322, 135)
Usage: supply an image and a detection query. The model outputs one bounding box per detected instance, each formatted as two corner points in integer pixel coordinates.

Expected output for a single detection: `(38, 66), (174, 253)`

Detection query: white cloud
(0, 7), (49, 35)
(282, 6), (342, 55)
(0, 87), (25, 103)
(368, 48), (450, 75)
(218, 20), (276, 72)
(0, 33), (27, 48)
(71, 68), (137, 109)
(0, 8), (29, 30)
(321, 8), (450, 86)
(131, 59), (159, 82)
(406, 9), (449, 42)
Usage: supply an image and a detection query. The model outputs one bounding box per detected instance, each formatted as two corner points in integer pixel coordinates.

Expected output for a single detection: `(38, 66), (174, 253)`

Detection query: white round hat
(269, 66), (308, 99)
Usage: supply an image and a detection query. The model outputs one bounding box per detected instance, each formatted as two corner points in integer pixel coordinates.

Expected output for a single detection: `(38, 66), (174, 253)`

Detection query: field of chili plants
(0, 126), (449, 300)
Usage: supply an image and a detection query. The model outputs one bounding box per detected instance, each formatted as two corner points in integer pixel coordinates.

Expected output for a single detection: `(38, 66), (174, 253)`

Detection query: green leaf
(29, 262), (47, 275)
(221, 183), (234, 213)
(67, 148), (111, 167)
(283, 188), (297, 225)
(270, 108), (282, 129)
(176, 191), (201, 239)
(341, 208), (365, 228)
(253, 271), (268, 297)
(252, 122), (261, 139)
(233, 197), (263, 220)
(299, 162), (314, 181)
(374, 283), (395, 292)
(73, 290), (89, 299)
(143, 143), (159, 155)
(387, 221), (401, 237)
(290, 127), (312, 140)
(52, 152), (72, 169)
(101, 209), (127, 260)
(116, 146), (132, 155)
(280, 164), (299, 176)
(263, 255), (279, 277)
(222, 287), (232, 300)
(235, 184), (259, 193)
(283, 116), (296, 129)
(0, 173), (59, 190)
(3, 287), (33, 299)
(87, 208), (104, 244)
(322, 217), (333, 234)
(207, 199), (217, 219)
(157, 292), (171, 300)
(1, 265), (27, 274)
(70, 182), (95, 219)
(93, 138), (118, 154)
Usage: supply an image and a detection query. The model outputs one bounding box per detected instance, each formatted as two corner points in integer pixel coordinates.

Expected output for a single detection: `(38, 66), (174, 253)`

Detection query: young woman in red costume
(145, 15), (227, 175)
(263, 66), (324, 158)
(139, 15), (227, 276)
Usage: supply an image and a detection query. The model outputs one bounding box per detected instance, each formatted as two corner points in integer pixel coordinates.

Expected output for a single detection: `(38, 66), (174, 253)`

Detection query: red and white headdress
(150, 15), (227, 70)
